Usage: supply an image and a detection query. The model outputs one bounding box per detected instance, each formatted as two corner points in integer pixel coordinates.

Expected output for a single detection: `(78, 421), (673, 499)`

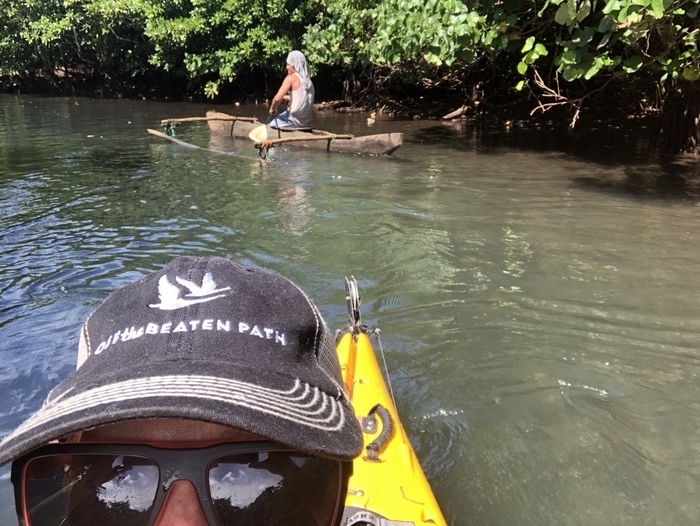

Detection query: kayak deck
(337, 279), (446, 525)
(206, 111), (403, 156)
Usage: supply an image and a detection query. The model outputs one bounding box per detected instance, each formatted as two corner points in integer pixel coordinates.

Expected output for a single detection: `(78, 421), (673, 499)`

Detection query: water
(2, 94), (700, 525)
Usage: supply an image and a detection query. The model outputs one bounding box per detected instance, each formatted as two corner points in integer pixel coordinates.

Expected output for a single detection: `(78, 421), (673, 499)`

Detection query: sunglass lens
(23, 454), (159, 526)
(209, 452), (342, 525)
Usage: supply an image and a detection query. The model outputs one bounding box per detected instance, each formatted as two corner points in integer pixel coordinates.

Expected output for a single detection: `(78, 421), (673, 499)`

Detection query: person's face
(286, 63), (295, 75)
(79, 419), (264, 526)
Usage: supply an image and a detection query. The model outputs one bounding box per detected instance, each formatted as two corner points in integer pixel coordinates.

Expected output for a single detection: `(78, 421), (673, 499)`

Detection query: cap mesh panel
(317, 325), (343, 386)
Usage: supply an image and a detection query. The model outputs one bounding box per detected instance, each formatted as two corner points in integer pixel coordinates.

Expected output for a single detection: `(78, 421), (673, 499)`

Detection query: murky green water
(2, 94), (700, 525)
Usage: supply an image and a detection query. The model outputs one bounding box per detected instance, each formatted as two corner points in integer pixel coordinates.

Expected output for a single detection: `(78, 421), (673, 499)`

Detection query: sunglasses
(11, 441), (347, 526)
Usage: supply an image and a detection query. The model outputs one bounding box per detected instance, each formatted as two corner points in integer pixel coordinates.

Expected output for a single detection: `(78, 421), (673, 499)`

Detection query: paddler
(0, 256), (363, 526)
(269, 50), (316, 129)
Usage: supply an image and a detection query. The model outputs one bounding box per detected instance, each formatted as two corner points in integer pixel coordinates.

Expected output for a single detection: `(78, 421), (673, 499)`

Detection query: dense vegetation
(1, 0), (698, 152)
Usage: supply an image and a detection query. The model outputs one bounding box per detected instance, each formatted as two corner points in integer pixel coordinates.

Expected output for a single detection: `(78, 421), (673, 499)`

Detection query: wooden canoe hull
(206, 111), (403, 156)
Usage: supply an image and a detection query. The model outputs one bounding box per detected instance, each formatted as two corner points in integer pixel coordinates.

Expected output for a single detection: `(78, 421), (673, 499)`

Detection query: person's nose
(154, 480), (209, 526)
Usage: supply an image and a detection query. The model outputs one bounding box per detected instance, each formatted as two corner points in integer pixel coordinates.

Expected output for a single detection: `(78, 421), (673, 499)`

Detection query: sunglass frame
(11, 440), (347, 526)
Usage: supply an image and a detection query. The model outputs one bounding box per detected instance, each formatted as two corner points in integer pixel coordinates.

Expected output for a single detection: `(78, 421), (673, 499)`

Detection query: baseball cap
(0, 256), (363, 465)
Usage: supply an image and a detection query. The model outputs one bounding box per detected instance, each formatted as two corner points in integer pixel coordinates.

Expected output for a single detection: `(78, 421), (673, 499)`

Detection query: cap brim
(0, 361), (363, 465)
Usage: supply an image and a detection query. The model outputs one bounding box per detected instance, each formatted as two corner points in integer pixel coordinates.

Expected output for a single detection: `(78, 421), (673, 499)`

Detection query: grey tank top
(289, 73), (315, 127)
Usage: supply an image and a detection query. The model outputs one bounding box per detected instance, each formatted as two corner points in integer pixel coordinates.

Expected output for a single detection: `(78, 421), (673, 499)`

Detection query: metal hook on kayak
(339, 277), (395, 408)
(345, 276), (362, 334)
(344, 276), (380, 338)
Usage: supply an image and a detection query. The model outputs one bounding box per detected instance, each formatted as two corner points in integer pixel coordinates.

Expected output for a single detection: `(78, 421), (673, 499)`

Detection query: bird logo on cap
(149, 272), (231, 310)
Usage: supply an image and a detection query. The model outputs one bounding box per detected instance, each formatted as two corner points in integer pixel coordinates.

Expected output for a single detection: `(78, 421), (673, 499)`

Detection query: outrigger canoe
(337, 278), (446, 526)
(205, 111), (403, 156)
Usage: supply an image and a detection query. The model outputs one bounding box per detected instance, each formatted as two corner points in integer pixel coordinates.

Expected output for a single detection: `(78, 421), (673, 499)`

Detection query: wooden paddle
(248, 113), (278, 143)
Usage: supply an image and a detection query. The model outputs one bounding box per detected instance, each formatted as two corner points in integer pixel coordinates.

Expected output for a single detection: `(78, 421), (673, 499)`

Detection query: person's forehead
(79, 418), (264, 443)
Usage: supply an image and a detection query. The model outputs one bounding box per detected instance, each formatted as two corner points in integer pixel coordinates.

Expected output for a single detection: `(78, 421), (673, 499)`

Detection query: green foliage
(369, 0), (491, 66)
(536, 0), (699, 85)
(517, 36), (550, 76)
(0, 0), (151, 80)
(0, 0), (697, 116)
(304, 0), (506, 69)
(303, 0), (699, 113)
(142, 0), (313, 93)
(302, 0), (377, 67)
(0, 0), (317, 95)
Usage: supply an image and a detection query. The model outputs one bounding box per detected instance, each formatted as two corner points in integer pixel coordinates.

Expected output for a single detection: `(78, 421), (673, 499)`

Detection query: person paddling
(0, 256), (362, 526)
(269, 50), (315, 129)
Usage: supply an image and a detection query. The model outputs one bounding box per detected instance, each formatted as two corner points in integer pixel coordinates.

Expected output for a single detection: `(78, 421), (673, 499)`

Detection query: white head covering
(287, 50), (313, 91)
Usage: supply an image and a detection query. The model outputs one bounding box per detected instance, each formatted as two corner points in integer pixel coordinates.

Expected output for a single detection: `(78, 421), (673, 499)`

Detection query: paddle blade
(248, 124), (267, 143)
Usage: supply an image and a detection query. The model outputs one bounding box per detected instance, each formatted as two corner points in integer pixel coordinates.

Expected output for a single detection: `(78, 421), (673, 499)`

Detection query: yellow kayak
(337, 278), (447, 526)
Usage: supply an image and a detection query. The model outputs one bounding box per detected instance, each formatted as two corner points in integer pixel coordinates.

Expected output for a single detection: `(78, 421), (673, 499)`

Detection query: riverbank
(2, 72), (681, 160)
(2, 69), (657, 130)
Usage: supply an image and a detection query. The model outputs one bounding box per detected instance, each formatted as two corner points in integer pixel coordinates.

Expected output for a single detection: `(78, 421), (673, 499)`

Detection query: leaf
(623, 55), (643, 72)
(597, 17), (613, 32)
(424, 52), (442, 65)
(650, 0), (665, 17)
(616, 5), (629, 23)
(584, 58), (602, 79)
(204, 81), (219, 99)
(515, 80), (525, 91)
(534, 43), (548, 56)
(572, 27), (594, 45)
(577, 1), (591, 21)
(602, 0), (620, 14)
(517, 61), (528, 74)
(597, 31), (612, 48)
(562, 65), (581, 81)
(682, 67), (700, 81)
(555, 3), (572, 24)
(457, 48), (476, 62)
(560, 49), (579, 64)
(468, 11), (482, 24)
(522, 36), (535, 53)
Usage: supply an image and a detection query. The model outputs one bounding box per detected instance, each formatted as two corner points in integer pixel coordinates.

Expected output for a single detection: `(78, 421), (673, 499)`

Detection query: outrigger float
(337, 277), (446, 526)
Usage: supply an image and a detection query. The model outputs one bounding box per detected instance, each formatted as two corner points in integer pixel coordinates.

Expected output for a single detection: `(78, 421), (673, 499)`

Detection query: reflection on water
(2, 95), (700, 525)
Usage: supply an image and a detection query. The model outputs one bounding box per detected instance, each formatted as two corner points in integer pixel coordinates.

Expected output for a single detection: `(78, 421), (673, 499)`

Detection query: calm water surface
(2, 95), (700, 525)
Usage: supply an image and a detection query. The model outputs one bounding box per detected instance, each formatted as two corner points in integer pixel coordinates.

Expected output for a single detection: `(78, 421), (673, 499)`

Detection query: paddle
(248, 113), (277, 143)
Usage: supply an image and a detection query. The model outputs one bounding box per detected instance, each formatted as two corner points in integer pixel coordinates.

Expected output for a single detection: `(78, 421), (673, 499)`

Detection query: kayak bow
(337, 278), (446, 526)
